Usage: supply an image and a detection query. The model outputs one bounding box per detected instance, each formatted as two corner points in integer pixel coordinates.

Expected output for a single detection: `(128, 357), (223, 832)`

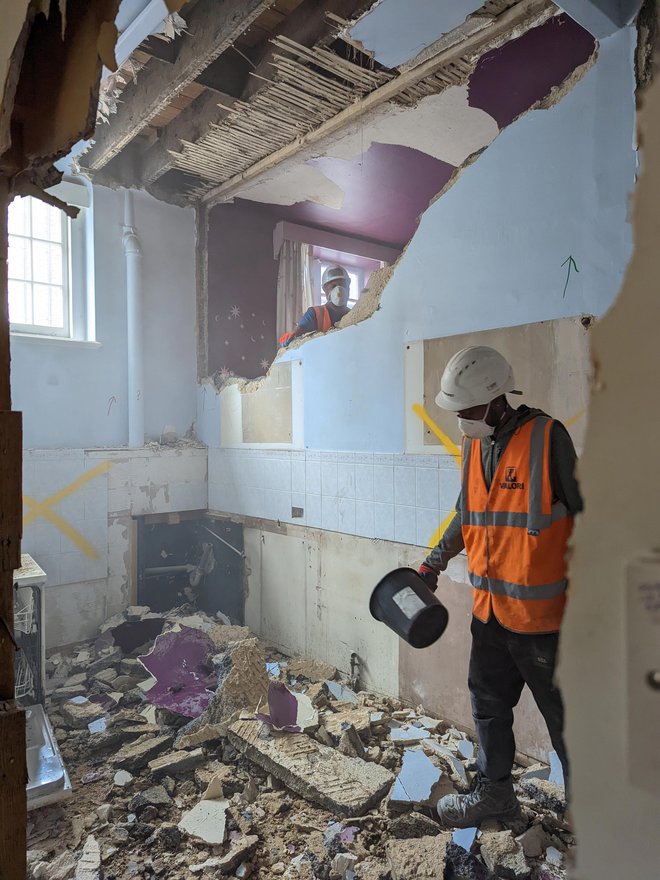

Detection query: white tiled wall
(208, 448), (460, 550)
(22, 447), (208, 589)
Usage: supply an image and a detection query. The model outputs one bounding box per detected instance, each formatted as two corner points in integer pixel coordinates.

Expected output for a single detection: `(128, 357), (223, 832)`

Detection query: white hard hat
(435, 346), (518, 411)
(322, 265), (349, 288)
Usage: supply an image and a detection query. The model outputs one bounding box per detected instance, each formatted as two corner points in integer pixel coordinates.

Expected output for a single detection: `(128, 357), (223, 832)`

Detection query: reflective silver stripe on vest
(469, 572), (567, 600)
(461, 417), (570, 532)
(460, 437), (472, 521)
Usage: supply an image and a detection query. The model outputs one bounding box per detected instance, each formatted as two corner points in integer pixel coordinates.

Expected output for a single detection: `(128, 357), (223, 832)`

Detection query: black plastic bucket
(369, 567), (449, 649)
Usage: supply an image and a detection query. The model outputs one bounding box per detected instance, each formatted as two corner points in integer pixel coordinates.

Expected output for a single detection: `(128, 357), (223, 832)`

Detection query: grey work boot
(436, 774), (522, 828)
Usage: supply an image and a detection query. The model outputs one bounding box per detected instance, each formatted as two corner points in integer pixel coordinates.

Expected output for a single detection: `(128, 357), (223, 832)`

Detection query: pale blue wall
(11, 186), (198, 449)
(277, 27), (636, 452)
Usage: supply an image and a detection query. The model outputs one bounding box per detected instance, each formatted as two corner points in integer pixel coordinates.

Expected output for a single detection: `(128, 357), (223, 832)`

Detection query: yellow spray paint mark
(23, 460), (113, 559)
(565, 408), (586, 428)
(412, 403), (461, 465)
(427, 510), (456, 550)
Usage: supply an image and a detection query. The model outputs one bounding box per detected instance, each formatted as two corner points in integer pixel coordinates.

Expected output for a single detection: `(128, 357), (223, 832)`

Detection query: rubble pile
(28, 604), (575, 880)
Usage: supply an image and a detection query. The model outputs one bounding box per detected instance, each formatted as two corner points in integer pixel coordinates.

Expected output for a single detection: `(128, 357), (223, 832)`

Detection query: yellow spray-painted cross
(23, 460), (113, 559)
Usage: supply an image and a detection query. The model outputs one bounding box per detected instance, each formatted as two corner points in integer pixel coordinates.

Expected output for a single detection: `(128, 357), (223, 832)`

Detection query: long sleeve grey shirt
(424, 405), (583, 573)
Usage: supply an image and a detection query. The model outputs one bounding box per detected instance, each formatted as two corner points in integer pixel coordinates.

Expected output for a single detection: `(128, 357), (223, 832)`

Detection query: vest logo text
(500, 467), (525, 490)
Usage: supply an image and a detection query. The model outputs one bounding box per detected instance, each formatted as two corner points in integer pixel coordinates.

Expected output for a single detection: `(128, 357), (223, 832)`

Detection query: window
(318, 261), (365, 309)
(8, 197), (71, 336)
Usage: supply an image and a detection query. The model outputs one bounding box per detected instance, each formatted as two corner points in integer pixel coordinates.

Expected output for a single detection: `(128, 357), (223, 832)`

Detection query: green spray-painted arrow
(561, 255), (579, 298)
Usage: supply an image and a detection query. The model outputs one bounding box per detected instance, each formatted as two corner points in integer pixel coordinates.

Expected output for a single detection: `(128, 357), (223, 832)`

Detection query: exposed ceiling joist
(81, 0), (275, 170)
(137, 0), (373, 185)
(199, 0), (553, 204)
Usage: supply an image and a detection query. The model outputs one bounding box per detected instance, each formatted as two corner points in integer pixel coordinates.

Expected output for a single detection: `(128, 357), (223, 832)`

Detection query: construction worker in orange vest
(279, 265), (351, 348)
(417, 346), (582, 828)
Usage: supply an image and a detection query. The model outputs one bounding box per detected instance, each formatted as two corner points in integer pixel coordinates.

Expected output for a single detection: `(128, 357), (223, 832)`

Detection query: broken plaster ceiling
(348, 0), (487, 69)
(235, 84), (500, 210)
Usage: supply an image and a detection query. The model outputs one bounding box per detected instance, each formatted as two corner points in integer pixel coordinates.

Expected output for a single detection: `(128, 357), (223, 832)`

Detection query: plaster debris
(34, 603), (575, 880)
(74, 836), (101, 880)
(386, 833), (452, 879)
(480, 830), (532, 880)
(228, 718), (394, 815)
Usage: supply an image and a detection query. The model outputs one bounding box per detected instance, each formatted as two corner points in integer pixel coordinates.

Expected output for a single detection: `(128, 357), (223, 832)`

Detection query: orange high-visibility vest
(313, 305), (333, 332)
(461, 416), (573, 634)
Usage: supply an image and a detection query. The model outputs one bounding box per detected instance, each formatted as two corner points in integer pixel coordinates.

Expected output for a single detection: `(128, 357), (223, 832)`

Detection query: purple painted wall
(207, 201), (280, 380)
(469, 13), (596, 127)
(283, 143), (455, 246)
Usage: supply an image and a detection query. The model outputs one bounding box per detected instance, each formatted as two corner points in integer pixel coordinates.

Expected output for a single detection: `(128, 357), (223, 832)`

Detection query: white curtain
(276, 240), (314, 340)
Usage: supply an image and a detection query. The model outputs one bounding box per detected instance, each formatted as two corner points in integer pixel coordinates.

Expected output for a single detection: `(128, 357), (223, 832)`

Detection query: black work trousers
(468, 615), (569, 791)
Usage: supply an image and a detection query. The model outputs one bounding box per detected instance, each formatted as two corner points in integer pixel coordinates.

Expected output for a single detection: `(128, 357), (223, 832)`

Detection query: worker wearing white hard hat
(417, 346), (582, 828)
(279, 265), (351, 348)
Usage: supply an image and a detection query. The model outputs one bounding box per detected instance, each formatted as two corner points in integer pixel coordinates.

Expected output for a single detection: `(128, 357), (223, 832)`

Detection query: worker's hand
(417, 563), (439, 591)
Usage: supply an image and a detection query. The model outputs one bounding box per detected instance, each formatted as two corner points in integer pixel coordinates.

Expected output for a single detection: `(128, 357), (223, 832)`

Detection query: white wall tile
(373, 465), (394, 503)
(417, 507), (441, 550)
(322, 495), (339, 532)
(439, 466), (461, 510)
(321, 461), (338, 497)
(394, 466), (416, 506)
(337, 463), (356, 499)
(306, 493), (322, 528)
(395, 504), (417, 545)
(291, 460), (306, 494)
(355, 452), (373, 465)
(306, 460), (322, 495)
(355, 464), (374, 502)
(355, 500), (375, 539)
(416, 467), (439, 509)
(374, 502), (395, 540)
(338, 498), (356, 535)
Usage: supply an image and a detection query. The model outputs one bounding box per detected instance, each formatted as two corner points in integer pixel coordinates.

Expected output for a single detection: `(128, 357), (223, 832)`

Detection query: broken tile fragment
(389, 812), (442, 839)
(422, 740), (469, 786)
(389, 725), (430, 745)
(178, 798), (230, 845)
(453, 827), (478, 852)
(324, 680), (358, 704)
(457, 739), (475, 762)
(174, 722), (224, 750)
(61, 700), (106, 730)
(389, 749), (447, 810)
(228, 718), (393, 816)
(113, 770), (133, 787)
(548, 751), (565, 788)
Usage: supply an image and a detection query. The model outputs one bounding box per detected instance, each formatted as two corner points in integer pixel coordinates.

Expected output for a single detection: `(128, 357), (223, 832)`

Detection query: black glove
(417, 563), (439, 591)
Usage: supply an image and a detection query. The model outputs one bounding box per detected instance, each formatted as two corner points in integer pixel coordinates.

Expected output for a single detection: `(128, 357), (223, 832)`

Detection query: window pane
(8, 197), (30, 236)
(8, 280), (32, 325)
(33, 283), (65, 328)
(32, 239), (64, 285)
(31, 199), (62, 242)
(8, 235), (32, 281)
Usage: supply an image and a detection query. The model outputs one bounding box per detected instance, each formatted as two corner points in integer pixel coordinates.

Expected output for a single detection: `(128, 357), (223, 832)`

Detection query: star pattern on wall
(230, 305), (241, 319)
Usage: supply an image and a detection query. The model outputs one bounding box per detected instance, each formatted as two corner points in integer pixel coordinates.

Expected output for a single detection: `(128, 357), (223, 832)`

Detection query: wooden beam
(138, 0), (369, 186)
(0, 706), (27, 880)
(202, 0), (552, 203)
(82, 0), (275, 171)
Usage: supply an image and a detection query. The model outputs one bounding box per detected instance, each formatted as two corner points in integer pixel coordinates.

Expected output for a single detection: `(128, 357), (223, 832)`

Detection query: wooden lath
(170, 35), (393, 184)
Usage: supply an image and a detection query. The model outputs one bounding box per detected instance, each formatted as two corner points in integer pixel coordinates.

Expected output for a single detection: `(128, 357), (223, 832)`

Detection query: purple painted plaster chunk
(468, 14), (596, 129)
(256, 682), (301, 732)
(139, 625), (217, 718)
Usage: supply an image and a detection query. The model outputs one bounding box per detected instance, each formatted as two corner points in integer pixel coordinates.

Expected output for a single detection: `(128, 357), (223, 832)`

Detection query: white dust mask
(458, 402), (494, 439)
(329, 285), (348, 307)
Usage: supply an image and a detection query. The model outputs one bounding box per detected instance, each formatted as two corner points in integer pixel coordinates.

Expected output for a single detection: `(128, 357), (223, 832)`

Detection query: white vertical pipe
(123, 190), (144, 447)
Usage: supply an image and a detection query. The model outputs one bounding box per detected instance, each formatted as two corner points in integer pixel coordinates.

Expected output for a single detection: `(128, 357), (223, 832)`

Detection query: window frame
(8, 197), (72, 338)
